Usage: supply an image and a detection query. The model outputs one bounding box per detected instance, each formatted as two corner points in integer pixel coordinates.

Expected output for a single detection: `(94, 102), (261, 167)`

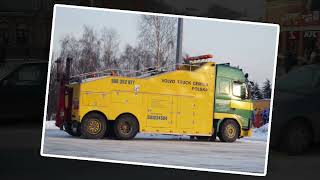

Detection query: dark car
(0, 60), (48, 121)
(271, 64), (320, 154)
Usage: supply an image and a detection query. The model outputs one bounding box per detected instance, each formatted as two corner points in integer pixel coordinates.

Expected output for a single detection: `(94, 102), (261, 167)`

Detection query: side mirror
(240, 86), (246, 99)
(245, 73), (249, 79)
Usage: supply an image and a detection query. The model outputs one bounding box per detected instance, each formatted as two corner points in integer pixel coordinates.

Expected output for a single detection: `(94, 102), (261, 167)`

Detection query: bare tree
(57, 26), (121, 76)
(100, 27), (120, 69)
(136, 43), (153, 69)
(78, 25), (101, 74)
(120, 43), (153, 74)
(119, 44), (136, 71)
(138, 15), (177, 68)
(47, 52), (59, 120)
(59, 35), (81, 75)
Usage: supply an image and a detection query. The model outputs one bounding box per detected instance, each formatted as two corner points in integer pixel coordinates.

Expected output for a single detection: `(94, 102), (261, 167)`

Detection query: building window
(4, 64), (43, 87)
(0, 22), (9, 44)
(16, 24), (29, 44)
(32, 0), (41, 10)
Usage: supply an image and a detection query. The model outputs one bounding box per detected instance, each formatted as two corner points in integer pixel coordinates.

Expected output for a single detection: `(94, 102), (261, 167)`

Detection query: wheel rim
(226, 124), (236, 138)
(87, 119), (101, 135)
(119, 121), (131, 134)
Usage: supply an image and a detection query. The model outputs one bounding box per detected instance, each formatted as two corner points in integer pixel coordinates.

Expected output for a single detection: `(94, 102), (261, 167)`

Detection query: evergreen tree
(251, 82), (263, 100)
(262, 79), (272, 99)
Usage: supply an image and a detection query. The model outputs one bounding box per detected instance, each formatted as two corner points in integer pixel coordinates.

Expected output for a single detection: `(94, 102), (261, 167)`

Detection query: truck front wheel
(81, 113), (107, 139)
(218, 119), (239, 142)
(114, 115), (139, 140)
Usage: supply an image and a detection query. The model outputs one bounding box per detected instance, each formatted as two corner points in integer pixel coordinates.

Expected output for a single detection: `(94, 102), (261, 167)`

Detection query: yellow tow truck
(55, 55), (253, 142)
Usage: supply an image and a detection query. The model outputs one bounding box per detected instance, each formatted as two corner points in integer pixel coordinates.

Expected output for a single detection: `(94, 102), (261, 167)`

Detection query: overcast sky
(52, 6), (278, 85)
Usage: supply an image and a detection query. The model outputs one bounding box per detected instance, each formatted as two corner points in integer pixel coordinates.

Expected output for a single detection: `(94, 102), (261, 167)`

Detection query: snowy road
(42, 122), (268, 174)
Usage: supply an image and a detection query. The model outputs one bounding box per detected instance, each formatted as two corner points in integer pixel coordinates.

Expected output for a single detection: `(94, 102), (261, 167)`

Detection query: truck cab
(214, 64), (252, 141)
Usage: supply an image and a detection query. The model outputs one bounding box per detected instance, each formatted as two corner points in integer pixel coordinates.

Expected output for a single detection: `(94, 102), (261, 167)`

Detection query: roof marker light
(184, 54), (213, 64)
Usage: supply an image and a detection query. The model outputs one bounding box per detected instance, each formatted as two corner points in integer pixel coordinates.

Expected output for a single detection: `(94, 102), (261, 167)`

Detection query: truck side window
(5, 64), (42, 86)
(219, 79), (230, 95)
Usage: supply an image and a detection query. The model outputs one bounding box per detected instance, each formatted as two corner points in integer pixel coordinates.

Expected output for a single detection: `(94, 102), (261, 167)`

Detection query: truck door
(146, 94), (173, 128)
(176, 96), (195, 132)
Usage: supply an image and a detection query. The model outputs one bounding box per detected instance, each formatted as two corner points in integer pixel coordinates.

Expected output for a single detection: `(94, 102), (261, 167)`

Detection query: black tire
(114, 114), (139, 140)
(104, 120), (116, 139)
(81, 113), (107, 139)
(210, 131), (217, 142)
(218, 119), (239, 142)
(64, 121), (81, 137)
(64, 122), (73, 136)
(283, 120), (312, 155)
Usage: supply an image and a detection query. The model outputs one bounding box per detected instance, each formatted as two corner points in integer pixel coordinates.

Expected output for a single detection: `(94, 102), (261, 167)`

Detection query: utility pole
(176, 18), (183, 67)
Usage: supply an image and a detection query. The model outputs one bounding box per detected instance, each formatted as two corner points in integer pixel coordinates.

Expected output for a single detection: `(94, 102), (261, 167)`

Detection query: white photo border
(40, 4), (280, 177)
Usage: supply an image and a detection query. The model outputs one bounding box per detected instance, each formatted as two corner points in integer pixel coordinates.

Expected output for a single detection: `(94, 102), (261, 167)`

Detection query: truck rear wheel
(114, 115), (139, 140)
(218, 119), (239, 142)
(64, 121), (81, 137)
(81, 113), (107, 139)
(64, 122), (74, 136)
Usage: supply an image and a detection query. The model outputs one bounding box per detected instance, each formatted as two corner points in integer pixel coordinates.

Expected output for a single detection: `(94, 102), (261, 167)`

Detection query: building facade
(267, 0), (320, 77)
(0, 0), (270, 62)
(0, 0), (104, 62)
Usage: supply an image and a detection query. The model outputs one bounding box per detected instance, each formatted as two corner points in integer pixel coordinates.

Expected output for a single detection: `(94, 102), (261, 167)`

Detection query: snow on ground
(44, 121), (69, 137)
(243, 124), (269, 142)
(43, 121), (268, 173)
(135, 133), (190, 140)
(44, 121), (269, 142)
(45, 120), (59, 130)
(137, 124), (269, 142)
(43, 128), (267, 174)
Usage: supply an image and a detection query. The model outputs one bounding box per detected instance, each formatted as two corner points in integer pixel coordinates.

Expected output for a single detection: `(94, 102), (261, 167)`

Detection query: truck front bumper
(241, 128), (252, 137)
